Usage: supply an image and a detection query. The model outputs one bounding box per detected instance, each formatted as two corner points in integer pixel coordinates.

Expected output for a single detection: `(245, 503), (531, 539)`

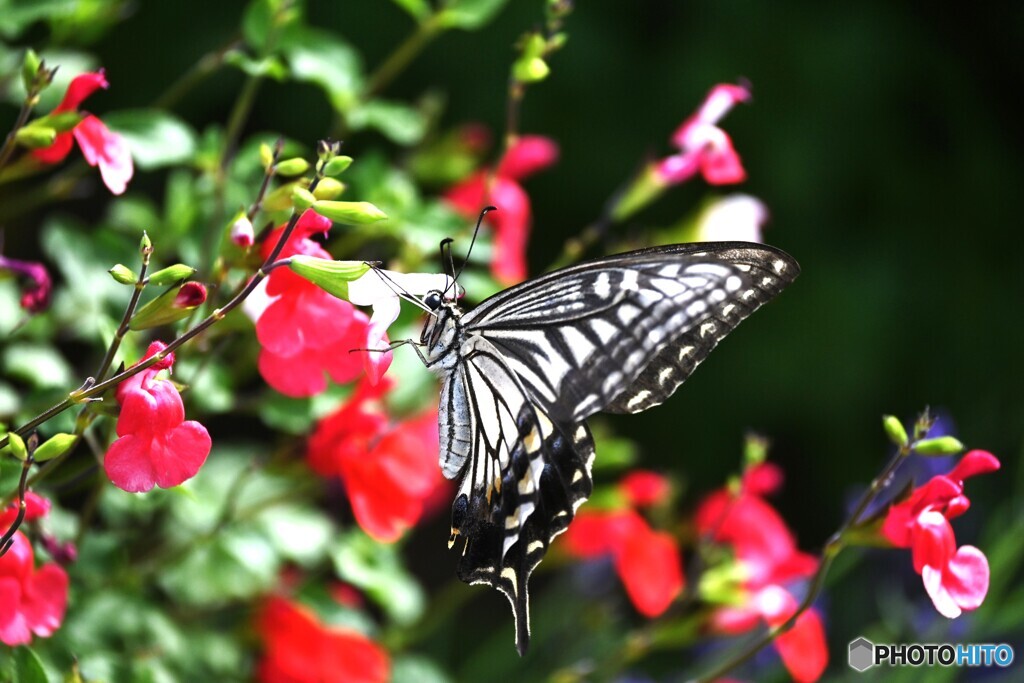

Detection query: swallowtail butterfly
(412, 240), (799, 654)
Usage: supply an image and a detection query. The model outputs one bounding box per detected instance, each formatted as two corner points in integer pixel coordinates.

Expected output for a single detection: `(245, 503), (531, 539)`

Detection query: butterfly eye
(424, 290), (443, 310)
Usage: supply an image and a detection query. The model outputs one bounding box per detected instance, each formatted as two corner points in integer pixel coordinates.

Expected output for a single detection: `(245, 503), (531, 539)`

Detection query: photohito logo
(848, 637), (1014, 672)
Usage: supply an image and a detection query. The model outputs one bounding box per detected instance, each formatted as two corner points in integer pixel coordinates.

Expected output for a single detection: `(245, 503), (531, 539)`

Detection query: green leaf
(159, 527), (280, 605)
(241, 0), (274, 48)
(13, 646), (48, 683)
(104, 109), (198, 170)
(348, 99), (427, 146)
(1, 343), (74, 389)
(436, 0), (510, 30)
(392, 655), (452, 683)
(258, 504), (334, 566)
(223, 50), (288, 80)
(0, 0), (75, 41)
(330, 531), (425, 626)
(389, 0), (431, 23)
(280, 26), (364, 113)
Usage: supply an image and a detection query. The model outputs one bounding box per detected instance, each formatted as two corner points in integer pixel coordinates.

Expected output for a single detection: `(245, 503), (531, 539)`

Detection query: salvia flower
(444, 133), (559, 284)
(307, 380), (445, 542)
(32, 69), (133, 195)
(0, 491), (51, 528)
(564, 485), (683, 617)
(655, 82), (751, 186)
(103, 341), (211, 492)
(0, 254), (52, 314)
(882, 449), (1000, 618)
(230, 214), (255, 248)
(257, 596), (389, 683)
(695, 463), (828, 683)
(0, 496), (69, 646)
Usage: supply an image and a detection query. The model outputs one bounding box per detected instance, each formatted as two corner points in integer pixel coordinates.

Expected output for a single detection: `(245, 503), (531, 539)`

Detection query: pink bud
(173, 282), (207, 308)
(230, 215), (255, 248)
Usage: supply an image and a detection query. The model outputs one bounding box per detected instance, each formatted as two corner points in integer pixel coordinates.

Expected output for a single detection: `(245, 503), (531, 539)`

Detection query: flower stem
(694, 440), (912, 682)
(0, 98), (36, 172)
(0, 457), (33, 557)
(365, 17), (442, 99)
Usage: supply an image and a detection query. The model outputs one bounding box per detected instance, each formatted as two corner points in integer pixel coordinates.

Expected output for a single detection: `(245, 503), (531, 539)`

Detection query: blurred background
(2, 1), (1022, 680)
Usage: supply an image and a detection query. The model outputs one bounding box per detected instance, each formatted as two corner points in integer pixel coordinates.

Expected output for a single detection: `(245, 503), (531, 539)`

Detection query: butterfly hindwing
(464, 243), (799, 422)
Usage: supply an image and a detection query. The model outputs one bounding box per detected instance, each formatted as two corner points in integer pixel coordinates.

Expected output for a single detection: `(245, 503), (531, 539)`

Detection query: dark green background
(12, 1), (1024, 678)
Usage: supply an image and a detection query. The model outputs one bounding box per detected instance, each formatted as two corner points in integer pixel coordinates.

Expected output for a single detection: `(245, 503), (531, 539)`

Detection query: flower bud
(913, 436), (964, 456)
(33, 433), (77, 462)
(882, 415), (909, 447)
(2, 432), (27, 461)
(262, 183), (296, 212)
(322, 155), (353, 176)
(312, 177), (345, 200)
(317, 139), (342, 161)
(36, 111), (82, 133)
(292, 186), (317, 211)
(15, 124), (57, 148)
(21, 49), (41, 93)
(108, 263), (138, 285)
(312, 200), (387, 225)
(259, 142), (275, 170)
(149, 264), (197, 286)
(130, 282), (207, 330)
(287, 256), (370, 299)
(229, 213), (255, 248)
(275, 157), (310, 176)
(513, 56), (550, 83)
(140, 232), (153, 254)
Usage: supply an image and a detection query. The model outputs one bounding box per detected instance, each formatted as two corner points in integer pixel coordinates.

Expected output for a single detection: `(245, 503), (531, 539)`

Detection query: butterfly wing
(443, 335), (594, 655)
(462, 242), (799, 422)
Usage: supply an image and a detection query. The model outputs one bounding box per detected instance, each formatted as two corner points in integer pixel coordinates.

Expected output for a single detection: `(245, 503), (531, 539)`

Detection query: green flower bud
(913, 436), (964, 456)
(275, 157), (310, 176)
(312, 200), (387, 225)
(21, 50), (41, 93)
(14, 124), (56, 149)
(259, 142), (275, 170)
(108, 264), (138, 285)
(149, 264), (197, 286)
(129, 282), (208, 330)
(33, 433), (77, 462)
(292, 186), (317, 211)
(322, 155), (353, 176)
(140, 232), (153, 254)
(287, 256), (370, 299)
(882, 415), (909, 447)
(312, 177), (345, 200)
(262, 183), (296, 212)
(513, 56), (550, 83)
(3, 432), (27, 461)
(35, 111), (82, 133)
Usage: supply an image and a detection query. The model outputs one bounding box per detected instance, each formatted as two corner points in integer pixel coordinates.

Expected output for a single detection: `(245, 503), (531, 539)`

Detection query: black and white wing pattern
(427, 241), (799, 655)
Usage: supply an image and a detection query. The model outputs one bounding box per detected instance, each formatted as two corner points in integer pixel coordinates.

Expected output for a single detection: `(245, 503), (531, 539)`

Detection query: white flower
(695, 194), (768, 243)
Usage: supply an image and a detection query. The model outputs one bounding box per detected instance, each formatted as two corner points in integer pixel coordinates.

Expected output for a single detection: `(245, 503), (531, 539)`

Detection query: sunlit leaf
(1, 343), (73, 389)
(104, 109), (198, 170)
(280, 26), (364, 113)
(389, 0), (431, 23)
(12, 646), (47, 683)
(436, 0), (510, 30)
(330, 531), (426, 626)
(348, 99), (427, 146)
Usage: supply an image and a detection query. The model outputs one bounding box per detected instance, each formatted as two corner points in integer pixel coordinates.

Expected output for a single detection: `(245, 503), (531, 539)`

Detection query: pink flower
(32, 70), (133, 195)
(307, 380), (445, 542)
(563, 507), (684, 617)
(655, 82), (751, 186)
(444, 134), (558, 284)
(230, 215), (255, 248)
(0, 492), (51, 528)
(103, 341), (211, 492)
(694, 194), (768, 243)
(173, 281), (207, 308)
(618, 470), (671, 508)
(257, 596), (389, 683)
(0, 505), (69, 646)
(882, 449), (999, 618)
(696, 462), (827, 683)
(0, 255), (51, 314)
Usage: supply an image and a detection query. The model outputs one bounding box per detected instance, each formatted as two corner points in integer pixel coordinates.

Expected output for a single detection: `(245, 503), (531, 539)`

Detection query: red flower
(0, 517), (69, 646)
(882, 449), (999, 618)
(696, 462), (827, 683)
(32, 70), (133, 195)
(0, 492), (51, 528)
(257, 596), (389, 683)
(655, 82), (751, 186)
(103, 341), (211, 492)
(308, 381), (445, 542)
(248, 211), (384, 397)
(563, 507), (684, 617)
(444, 134), (558, 284)
(619, 470), (671, 508)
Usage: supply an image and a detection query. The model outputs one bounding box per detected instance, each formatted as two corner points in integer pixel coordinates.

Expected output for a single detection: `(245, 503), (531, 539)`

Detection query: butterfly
(409, 239), (799, 654)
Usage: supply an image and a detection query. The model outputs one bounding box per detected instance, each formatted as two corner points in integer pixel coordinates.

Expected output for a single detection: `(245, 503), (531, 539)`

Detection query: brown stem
(0, 457), (33, 557)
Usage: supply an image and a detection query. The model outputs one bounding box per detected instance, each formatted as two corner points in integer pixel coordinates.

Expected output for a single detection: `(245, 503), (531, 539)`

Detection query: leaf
(13, 646), (48, 683)
(389, 0), (431, 23)
(280, 26), (364, 113)
(258, 504), (334, 566)
(0, 0), (74, 41)
(241, 0), (274, 48)
(223, 50), (288, 80)
(330, 531), (425, 626)
(1, 343), (73, 389)
(436, 0), (510, 30)
(104, 109), (198, 170)
(392, 655), (452, 683)
(348, 99), (427, 146)
(159, 527), (280, 605)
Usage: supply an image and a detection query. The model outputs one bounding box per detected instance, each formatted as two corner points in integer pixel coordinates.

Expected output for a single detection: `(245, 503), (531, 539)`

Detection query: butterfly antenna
(452, 206), (497, 287)
(440, 238), (457, 298)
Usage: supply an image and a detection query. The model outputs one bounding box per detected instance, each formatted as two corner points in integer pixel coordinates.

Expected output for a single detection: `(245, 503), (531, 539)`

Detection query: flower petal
(923, 563), (962, 618)
(21, 563), (69, 637)
(613, 523), (683, 617)
(910, 510), (956, 573)
(152, 421), (212, 489)
(497, 135), (559, 180)
(73, 115), (133, 194)
(942, 545), (990, 612)
(104, 434), (159, 493)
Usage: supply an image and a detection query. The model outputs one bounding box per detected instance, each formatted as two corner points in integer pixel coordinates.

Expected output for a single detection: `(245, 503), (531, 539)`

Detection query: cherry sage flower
(32, 69), (134, 194)
(882, 449), (1000, 618)
(0, 255), (52, 313)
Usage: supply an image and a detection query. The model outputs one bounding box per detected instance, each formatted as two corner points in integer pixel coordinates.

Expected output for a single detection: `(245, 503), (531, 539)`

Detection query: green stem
(0, 97), (36, 171)
(365, 17), (442, 99)
(695, 442), (912, 682)
(220, 73), (264, 172)
(94, 244), (152, 382)
(153, 39), (239, 110)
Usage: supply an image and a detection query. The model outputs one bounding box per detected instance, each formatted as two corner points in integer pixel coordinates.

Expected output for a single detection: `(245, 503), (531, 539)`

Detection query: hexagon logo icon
(848, 637), (875, 672)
